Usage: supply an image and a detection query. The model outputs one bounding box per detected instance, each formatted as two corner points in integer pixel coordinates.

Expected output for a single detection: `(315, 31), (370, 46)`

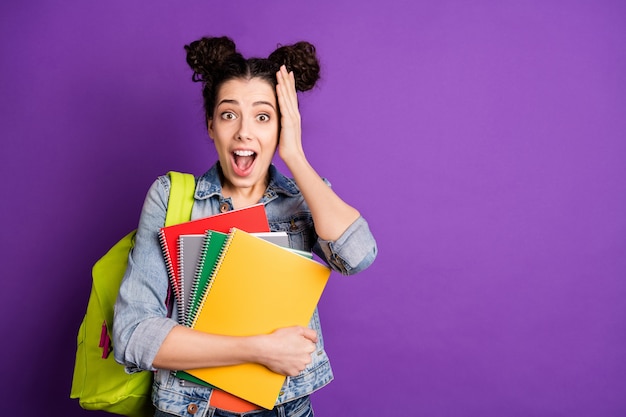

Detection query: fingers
(276, 65), (299, 117)
(276, 65), (304, 161)
(262, 326), (317, 376)
(299, 326), (318, 344)
(277, 65), (294, 91)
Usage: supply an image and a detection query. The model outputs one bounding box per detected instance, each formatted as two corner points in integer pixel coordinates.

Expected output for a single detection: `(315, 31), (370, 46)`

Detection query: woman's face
(208, 77), (279, 193)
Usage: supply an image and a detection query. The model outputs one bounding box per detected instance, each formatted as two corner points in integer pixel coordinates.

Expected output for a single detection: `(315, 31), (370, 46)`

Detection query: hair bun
(184, 36), (238, 82)
(269, 41), (320, 92)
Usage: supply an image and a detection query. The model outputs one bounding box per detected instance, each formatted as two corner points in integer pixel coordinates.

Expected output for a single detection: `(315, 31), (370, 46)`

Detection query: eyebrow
(217, 99), (276, 111)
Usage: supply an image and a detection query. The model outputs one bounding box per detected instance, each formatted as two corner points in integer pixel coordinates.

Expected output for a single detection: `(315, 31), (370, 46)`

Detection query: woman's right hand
(255, 326), (318, 376)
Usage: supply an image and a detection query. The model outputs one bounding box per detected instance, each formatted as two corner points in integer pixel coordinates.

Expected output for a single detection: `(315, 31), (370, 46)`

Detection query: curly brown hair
(184, 36), (321, 125)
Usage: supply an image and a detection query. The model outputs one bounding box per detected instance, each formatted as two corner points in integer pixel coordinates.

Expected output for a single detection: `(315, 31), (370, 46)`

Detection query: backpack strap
(165, 171), (196, 227)
(163, 171), (195, 317)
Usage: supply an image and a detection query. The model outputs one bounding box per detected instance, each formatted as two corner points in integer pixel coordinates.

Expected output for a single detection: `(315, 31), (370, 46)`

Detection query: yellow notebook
(187, 228), (331, 409)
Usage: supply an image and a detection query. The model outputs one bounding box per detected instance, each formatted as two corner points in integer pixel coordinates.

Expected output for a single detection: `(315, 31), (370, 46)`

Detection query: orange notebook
(158, 203), (269, 318)
(187, 228), (331, 409)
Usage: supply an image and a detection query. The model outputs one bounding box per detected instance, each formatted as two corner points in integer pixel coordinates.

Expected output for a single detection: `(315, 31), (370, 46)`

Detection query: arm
(276, 65), (361, 241)
(153, 325), (317, 377)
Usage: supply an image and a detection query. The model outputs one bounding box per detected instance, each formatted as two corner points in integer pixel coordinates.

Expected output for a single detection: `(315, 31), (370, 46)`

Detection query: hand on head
(276, 65), (305, 163)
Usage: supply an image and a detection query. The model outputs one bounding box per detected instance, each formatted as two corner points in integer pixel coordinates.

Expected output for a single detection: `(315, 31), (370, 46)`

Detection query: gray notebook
(177, 234), (206, 321)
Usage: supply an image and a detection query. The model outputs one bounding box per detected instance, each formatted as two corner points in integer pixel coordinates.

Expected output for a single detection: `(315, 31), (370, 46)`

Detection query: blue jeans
(154, 395), (313, 417)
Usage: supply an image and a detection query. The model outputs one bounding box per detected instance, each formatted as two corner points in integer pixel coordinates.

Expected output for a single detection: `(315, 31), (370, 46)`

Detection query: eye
(221, 112), (237, 120)
(256, 113), (270, 122)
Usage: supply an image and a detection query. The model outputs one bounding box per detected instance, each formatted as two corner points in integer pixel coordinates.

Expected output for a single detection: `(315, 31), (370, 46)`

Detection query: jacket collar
(194, 163), (300, 200)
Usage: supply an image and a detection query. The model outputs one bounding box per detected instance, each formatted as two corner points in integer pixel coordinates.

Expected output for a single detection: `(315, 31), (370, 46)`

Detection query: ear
(207, 118), (215, 141)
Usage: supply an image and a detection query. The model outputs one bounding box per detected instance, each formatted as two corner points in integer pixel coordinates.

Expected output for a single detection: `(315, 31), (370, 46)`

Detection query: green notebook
(185, 230), (228, 327)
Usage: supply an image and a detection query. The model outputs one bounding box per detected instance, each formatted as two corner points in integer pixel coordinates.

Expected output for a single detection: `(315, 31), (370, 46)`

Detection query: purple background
(1, 1), (625, 415)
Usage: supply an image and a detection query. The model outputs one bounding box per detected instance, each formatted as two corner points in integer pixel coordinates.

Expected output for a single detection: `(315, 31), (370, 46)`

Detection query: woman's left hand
(276, 65), (305, 163)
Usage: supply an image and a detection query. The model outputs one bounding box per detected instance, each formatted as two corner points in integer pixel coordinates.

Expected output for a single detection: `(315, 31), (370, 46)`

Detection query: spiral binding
(158, 229), (184, 318)
(177, 236), (187, 321)
(189, 229), (236, 329)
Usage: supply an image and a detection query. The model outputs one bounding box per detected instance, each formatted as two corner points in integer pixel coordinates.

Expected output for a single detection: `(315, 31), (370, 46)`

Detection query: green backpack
(70, 171), (196, 417)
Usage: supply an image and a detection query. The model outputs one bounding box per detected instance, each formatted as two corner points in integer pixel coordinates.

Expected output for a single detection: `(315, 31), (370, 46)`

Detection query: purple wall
(1, 1), (625, 415)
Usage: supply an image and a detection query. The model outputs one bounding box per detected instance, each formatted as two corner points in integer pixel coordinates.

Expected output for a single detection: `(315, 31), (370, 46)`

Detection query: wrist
(245, 334), (270, 366)
(281, 150), (309, 173)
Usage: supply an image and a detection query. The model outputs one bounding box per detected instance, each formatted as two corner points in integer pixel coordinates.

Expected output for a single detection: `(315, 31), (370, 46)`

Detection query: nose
(236, 118), (252, 141)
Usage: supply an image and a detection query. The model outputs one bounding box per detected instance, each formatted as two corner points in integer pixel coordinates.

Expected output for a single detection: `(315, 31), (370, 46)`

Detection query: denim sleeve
(113, 176), (178, 372)
(313, 216), (378, 276)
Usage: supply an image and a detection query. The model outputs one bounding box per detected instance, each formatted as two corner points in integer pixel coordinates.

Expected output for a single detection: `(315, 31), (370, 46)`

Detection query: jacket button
(219, 202), (230, 213)
(187, 403), (199, 414)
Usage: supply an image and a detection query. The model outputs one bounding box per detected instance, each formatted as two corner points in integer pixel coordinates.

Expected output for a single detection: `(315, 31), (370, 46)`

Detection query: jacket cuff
(123, 317), (178, 372)
(316, 216), (377, 275)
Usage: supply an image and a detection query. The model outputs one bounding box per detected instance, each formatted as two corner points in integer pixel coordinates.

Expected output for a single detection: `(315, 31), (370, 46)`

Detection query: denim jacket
(113, 163), (377, 414)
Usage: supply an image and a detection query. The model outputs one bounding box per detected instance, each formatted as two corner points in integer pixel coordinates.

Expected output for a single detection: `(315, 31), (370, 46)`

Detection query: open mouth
(232, 149), (257, 176)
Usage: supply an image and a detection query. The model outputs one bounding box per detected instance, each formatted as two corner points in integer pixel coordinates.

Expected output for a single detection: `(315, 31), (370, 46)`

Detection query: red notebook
(158, 203), (270, 316)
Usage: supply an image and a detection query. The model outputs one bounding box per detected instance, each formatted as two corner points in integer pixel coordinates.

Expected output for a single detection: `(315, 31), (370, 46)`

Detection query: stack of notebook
(158, 203), (331, 409)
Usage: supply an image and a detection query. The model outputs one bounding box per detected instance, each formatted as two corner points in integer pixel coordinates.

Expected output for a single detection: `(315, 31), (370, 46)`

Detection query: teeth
(234, 150), (255, 156)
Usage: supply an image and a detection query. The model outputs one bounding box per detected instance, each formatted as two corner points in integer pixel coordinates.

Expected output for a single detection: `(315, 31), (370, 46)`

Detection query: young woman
(113, 36), (377, 417)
